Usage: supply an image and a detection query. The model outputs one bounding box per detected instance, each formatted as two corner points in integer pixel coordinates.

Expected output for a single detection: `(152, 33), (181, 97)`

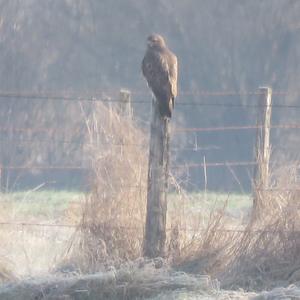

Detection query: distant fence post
(252, 86), (272, 220)
(119, 89), (132, 118)
(0, 166), (6, 193)
(143, 98), (170, 258)
(0, 166), (2, 193)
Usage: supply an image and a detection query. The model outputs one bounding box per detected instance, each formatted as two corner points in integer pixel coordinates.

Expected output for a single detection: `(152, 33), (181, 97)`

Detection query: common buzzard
(142, 34), (178, 118)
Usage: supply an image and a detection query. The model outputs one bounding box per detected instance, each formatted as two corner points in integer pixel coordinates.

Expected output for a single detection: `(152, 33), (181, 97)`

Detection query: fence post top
(259, 86), (272, 93)
(120, 89), (131, 95)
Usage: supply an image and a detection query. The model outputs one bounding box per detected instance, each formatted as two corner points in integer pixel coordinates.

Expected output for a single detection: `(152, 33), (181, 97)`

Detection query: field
(0, 190), (254, 299)
(0, 190), (251, 222)
(0, 191), (81, 277)
(0, 105), (299, 299)
(0, 190), (250, 276)
(0, 189), (299, 299)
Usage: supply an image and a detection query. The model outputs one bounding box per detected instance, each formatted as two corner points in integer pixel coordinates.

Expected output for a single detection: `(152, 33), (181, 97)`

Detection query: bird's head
(147, 34), (166, 49)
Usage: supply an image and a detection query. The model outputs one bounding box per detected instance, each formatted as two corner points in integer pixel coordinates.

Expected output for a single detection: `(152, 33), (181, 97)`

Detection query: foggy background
(0, 0), (300, 192)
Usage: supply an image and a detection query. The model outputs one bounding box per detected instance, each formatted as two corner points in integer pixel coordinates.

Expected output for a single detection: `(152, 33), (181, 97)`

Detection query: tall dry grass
(170, 161), (300, 291)
(63, 101), (234, 273)
(65, 102), (148, 272)
(223, 163), (300, 290)
(62, 101), (300, 291)
(168, 190), (243, 277)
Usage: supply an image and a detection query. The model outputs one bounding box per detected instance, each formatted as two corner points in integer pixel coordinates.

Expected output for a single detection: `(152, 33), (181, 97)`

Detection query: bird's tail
(158, 97), (173, 118)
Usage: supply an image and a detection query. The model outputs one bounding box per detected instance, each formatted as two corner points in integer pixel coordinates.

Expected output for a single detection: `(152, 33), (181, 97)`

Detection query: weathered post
(119, 89), (132, 118)
(0, 166), (6, 193)
(0, 166), (2, 193)
(143, 98), (170, 258)
(252, 86), (272, 220)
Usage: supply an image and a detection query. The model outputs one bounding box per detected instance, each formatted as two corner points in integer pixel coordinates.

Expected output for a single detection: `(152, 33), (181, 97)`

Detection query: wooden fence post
(0, 166), (2, 193)
(119, 89), (132, 118)
(252, 86), (272, 220)
(143, 98), (170, 258)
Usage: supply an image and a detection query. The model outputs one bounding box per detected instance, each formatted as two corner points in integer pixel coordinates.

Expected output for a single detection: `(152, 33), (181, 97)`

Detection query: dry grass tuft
(0, 259), (220, 300)
(63, 102), (237, 275)
(224, 163), (300, 290)
(167, 162), (300, 291)
(0, 257), (17, 283)
(170, 201), (240, 276)
(65, 103), (148, 272)
(60, 102), (300, 292)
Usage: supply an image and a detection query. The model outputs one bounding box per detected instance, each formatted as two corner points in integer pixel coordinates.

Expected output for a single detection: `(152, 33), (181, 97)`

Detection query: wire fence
(1, 221), (300, 236)
(1, 90), (300, 108)
(0, 90), (299, 169)
(0, 161), (258, 170)
(0, 87), (298, 191)
(1, 123), (300, 134)
(0, 88), (299, 230)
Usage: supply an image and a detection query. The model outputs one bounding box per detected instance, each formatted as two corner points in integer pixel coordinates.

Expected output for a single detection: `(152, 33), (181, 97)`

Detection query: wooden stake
(0, 166), (2, 193)
(252, 86), (272, 219)
(143, 98), (170, 258)
(203, 156), (207, 201)
(119, 89), (132, 118)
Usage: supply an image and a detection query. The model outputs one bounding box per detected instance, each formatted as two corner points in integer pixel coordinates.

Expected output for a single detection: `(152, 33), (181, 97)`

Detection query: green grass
(0, 189), (252, 221)
(168, 191), (252, 217)
(0, 190), (84, 220)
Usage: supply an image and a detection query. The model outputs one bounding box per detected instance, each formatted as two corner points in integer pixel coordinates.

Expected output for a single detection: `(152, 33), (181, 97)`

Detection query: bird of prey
(142, 34), (178, 118)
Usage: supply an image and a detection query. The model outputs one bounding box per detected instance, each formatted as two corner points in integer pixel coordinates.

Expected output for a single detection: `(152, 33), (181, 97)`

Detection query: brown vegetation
(62, 105), (300, 292)
(1, 102), (299, 296)
(65, 103), (148, 272)
(224, 163), (300, 290)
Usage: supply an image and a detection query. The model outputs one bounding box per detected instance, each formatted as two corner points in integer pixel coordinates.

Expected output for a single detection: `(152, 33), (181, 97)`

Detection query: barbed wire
(0, 161), (257, 170)
(0, 135), (297, 153)
(0, 221), (77, 228)
(0, 92), (105, 102)
(176, 102), (300, 109)
(3, 159), (300, 171)
(2, 165), (87, 170)
(0, 122), (299, 137)
(173, 161), (257, 168)
(133, 90), (300, 97)
(0, 137), (147, 148)
(0, 137), (222, 152)
(2, 89), (291, 98)
(0, 221), (300, 235)
(175, 123), (300, 132)
(1, 91), (300, 108)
